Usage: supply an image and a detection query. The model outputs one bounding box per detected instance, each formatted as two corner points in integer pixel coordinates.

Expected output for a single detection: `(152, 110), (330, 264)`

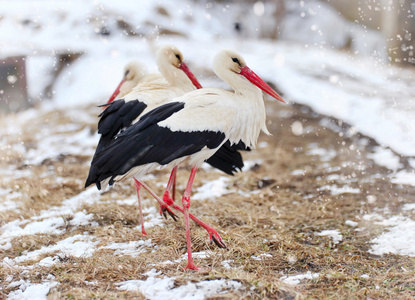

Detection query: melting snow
(0, 188), (101, 250)
(13, 234), (98, 264)
(318, 184), (360, 195)
(402, 203), (415, 211)
(7, 280), (58, 300)
(291, 169), (306, 176)
(368, 215), (415, 257)
(101, 240), (154, 257)
(220, 259), (234, 270)
(316, 230), (343, 244)
(116, 269), (242, 300)
(69, 211), (98, 227)
(280, 271), (320, 285)
(367, 147), (402, 171)
(307, 147), (337, 161)
(242, 159), (263, 172)
(251, 253), (273, 261)
(0, 189), (22, 212)
(38, 256), (61, 268)
(192, 177), (232, 200)
(141, 206), (165, 229)
(391, 170), (415, 186)
(345, 220), (358, 227)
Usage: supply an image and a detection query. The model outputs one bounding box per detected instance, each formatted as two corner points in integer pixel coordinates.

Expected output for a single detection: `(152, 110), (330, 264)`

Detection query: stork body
(92, 46), (247, 239)
(86, 50), (285, 269)
(90, 45), (203, 235)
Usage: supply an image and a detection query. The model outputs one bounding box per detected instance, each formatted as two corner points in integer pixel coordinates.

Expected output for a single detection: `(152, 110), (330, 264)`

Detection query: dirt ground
(1, 99), (415, 299)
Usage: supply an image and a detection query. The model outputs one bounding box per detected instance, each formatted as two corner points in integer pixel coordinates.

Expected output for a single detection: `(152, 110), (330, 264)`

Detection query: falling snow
(1, 0), (415, 298)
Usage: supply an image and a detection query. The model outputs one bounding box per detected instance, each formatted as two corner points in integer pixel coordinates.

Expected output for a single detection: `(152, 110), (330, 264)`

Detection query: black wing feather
(206, 140), (250, 175)
(85, 102), (226, 189)
(95, 99), (147, 152)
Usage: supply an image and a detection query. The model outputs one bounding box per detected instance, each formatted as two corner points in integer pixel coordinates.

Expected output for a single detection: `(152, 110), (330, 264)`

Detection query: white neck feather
(217, 70), (270, 148)
(157, 60), (195, 92)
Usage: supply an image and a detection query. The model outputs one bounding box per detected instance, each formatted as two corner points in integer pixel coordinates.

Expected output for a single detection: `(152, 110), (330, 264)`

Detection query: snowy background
(1, 0), (415, 298)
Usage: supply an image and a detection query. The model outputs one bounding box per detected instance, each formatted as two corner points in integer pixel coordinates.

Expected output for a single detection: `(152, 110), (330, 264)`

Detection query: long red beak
(107, 79), (125, 104)
(179, 62), (203, 89)
(240, 66), (285, 103)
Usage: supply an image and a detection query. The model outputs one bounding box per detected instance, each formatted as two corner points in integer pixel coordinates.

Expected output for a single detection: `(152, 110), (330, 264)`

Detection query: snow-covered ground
(1, 0), (415, 298)
(2, 0), (413, 157)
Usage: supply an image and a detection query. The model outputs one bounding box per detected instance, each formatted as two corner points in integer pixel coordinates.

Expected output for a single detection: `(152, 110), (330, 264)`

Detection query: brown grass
(1, 102), (415, 299)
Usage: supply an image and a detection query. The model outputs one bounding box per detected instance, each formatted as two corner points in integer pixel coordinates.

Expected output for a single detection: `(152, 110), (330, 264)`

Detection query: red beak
(179, 62), (203, 89)
(240, 66), (285, 103)
(107, 79), (125, 104)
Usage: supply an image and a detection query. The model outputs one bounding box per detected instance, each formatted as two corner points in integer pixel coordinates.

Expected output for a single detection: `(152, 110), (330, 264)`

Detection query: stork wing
(206, 140), (250, 175)
(85, 101), (226, 189)
(96, 99), (147, 152)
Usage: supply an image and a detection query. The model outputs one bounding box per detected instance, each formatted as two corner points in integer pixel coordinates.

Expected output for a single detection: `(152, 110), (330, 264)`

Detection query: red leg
(182, 167), (199, 270)
(140, 180), (226, 248)
(162, 166), (178, 208)
(139, 181), (179, 221)
(134, 179), (147, 236)
(172, 169), (177, 202)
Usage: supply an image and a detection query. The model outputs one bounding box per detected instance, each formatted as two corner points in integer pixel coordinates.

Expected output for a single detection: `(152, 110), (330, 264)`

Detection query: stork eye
(232, 57), (240, 65)
(124, 70), (130, 76)
(175, 54), (181, 61)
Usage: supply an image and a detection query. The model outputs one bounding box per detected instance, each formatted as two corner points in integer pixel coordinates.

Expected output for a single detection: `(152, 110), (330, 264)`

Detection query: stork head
(156, 45), (202, 89)
(213, 50), (285, 103)
(107, 60), (148, 104)
(123, 60), (148, 84)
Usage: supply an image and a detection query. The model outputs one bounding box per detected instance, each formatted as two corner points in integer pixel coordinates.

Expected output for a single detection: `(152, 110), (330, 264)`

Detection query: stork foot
(208, 229), (227, 249)
(160, 205), (179, 221)
(184, 262), (200, 270)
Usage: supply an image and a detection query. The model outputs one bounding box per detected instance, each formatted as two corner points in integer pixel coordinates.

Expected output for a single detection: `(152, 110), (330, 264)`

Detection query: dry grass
(1, 101), (415, 299)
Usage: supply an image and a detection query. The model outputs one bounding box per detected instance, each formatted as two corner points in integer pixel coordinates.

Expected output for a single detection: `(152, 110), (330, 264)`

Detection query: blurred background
(0, 0), (414, 113)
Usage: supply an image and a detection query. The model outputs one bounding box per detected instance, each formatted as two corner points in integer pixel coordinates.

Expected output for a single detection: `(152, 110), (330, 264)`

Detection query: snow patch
(0, 189), (22, 212)
(391, 170), (415, 186)
(193, 177), (232, 200)
(318, 184), (360, 195)
(368, 147), (402, 171)
(251, 253), (273, 261)
(307, 147), (337, 161)
(13, 234), (98, 264)
(37, 256), (60, 268)
(291, 169), (306, 176)
(220, 259), (234, 270)
(316, 230), (343, 244)
(69, 211), (98, 227)
(242, 159), (263, 172)
(7, 280), (58, 300)
(0, 189), (101, 250)
(402, 203), (415, 211)
(131, 206), (165, 231)
(368, 215), (415, 257)
(101, 240), (154, 257)
(116, 269), (242, 300)
(280, 271), (320, 285)
(345, 220), (358, 227)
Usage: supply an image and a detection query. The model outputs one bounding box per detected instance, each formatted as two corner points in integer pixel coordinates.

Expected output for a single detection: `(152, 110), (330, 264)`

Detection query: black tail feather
(95, 99), (147, 153)
(206, 140), (250, 175)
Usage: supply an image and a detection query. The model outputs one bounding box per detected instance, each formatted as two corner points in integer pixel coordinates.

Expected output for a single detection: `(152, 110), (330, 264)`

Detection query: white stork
(89, 45), (202, 235)
(90, 45), (247, 242)
(85, 49), (285, 270)
(106, 60), (150, 104)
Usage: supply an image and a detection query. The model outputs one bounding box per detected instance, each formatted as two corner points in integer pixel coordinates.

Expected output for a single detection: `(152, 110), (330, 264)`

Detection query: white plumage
(86, 49), (285, 270)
